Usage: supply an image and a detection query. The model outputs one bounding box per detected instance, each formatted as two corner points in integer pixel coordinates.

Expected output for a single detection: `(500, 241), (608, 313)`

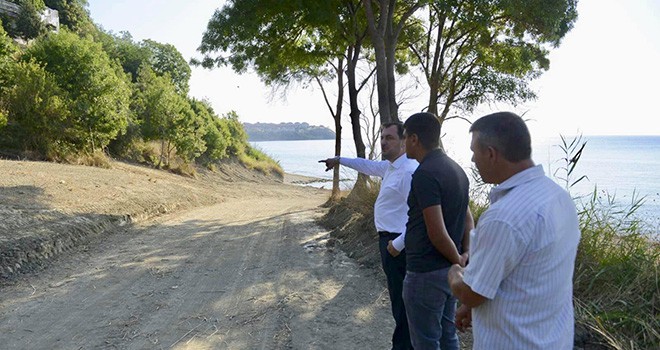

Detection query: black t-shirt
(405, 149), (469, 272)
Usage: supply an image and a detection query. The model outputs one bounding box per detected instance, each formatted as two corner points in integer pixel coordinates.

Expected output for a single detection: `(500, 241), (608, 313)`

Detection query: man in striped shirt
(448, 112), (581, 349)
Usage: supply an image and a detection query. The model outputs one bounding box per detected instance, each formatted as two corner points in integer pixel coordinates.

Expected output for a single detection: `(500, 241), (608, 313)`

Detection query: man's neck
(386, 152), (406, 163)
(414, 147), (436, 163)
(497, 159), (536, 184)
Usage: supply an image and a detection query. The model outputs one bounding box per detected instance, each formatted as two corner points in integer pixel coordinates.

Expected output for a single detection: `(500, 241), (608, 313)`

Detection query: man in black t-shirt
(402, 112), (473, 350)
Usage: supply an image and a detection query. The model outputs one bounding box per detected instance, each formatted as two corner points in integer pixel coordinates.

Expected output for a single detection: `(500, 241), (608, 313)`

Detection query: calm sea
(252, 136), (660, 226)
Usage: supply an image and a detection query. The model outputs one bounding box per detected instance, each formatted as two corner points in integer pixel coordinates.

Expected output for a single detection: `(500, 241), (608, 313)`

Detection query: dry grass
(572, 189), (659, 349)
(63, 150), (112, 169)
(237, 146), (283, 177)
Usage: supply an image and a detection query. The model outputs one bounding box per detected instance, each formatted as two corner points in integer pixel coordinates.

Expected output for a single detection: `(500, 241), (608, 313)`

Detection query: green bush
(22, 30), (131, 154)
(238, 145), (283, 177)
(1, 59), (71, 158)
(573, 189), (659, 349)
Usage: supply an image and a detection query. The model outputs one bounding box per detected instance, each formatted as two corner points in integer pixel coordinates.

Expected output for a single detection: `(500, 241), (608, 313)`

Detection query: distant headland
(243, 122), (335, 141)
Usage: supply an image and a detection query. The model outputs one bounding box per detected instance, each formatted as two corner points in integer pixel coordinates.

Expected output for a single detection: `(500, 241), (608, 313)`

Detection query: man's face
(470, 132), (493, 183)
(380, 125), (404, 162)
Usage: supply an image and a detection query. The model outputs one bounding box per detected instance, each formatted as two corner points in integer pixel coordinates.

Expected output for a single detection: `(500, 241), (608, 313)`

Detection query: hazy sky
(87, 0), (660, 138)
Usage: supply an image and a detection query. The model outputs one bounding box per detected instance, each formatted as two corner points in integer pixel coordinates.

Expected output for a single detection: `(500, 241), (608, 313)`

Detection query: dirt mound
(317, 197), (380, 269)
(0, 159), (281, 279)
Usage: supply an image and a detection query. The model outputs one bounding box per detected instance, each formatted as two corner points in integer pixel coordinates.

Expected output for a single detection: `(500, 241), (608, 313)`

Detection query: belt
(378, 231), (400, 237)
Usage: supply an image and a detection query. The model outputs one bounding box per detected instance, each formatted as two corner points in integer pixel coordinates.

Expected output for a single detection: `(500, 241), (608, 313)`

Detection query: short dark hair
(403, 112), (440, 150)
(382, 122), (404, 139)
(469, 112), (531, 162)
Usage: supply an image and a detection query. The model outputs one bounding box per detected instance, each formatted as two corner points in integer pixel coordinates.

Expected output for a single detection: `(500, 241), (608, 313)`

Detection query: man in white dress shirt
(320, 122), (418, 350)
(448, 112), (581, 349)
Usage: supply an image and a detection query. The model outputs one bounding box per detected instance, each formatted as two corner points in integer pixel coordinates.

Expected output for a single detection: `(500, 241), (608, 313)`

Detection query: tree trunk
(385, 35), (399, 122)
(330, 58), (346, 202)
(364, 0), (393, 125)
(346, 44), (369, 196)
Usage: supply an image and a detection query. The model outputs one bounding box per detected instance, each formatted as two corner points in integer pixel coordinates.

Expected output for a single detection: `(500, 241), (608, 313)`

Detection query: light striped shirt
(464, 165), (580, 350)
(339, 155), (418, 251)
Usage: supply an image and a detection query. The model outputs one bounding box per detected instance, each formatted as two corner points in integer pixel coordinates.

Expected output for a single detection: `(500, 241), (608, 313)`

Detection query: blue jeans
(402, 268), (459, 350)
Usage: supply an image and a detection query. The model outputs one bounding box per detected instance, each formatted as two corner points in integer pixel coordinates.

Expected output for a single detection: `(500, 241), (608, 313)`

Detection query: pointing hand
(318, 157), (339, 172)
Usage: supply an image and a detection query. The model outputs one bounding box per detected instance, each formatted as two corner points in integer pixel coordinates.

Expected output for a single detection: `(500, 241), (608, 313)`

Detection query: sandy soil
(0, 160), (395, 349)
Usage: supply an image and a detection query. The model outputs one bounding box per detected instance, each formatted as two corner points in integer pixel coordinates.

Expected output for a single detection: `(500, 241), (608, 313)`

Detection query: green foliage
(1, 60), (71, 157)
(95, 30), (150, 82)
(43, 0), (95, 35)
(141, 39), (191, 95)
(132, 66), (205, 165)
(409, 0), (578, 120)
(238, 145), (283, 177)
(195, 0), (343, 85)
(3, 0), (48, 40)
(573, 188), (659, 349)
(23, 30), (131, 153)
(0, 19), (17, 57)
(96, 32), (191, 95)
(221, 110), (248, 156)
(189, 98), (230, 162)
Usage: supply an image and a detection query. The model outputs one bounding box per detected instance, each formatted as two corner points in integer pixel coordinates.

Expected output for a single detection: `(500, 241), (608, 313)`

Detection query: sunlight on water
(252, 136), (660, 226)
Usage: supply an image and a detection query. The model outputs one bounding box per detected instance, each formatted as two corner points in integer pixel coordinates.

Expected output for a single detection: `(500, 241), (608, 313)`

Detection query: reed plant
(463, 135), (659, 348)
(555, 135), (658, 349)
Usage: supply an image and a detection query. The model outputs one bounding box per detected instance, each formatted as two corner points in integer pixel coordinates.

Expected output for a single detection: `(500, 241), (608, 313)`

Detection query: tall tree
(409, 0), (578, 148)
(363, 0), (425, 123)
(196, 0), (356, 200)
(132, 66), (203, 166)
(141, 39), (191, 95)
(96, 31), (191, 95)
(95, 30), (150, 82)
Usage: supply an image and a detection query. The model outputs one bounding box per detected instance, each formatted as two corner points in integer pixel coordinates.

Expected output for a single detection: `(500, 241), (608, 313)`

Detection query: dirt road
(0, 190), (394, 349)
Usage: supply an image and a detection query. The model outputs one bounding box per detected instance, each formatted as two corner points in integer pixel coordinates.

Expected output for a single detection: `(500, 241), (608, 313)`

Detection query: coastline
(283, 172), (329, 185)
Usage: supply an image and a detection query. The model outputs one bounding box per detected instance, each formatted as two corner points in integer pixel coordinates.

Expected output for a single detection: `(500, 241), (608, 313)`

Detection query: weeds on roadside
(573, 187), (659, 350)
(238, 146), (284, 177)
(470, 134), (659, 349)
(556, 135), (660, 350)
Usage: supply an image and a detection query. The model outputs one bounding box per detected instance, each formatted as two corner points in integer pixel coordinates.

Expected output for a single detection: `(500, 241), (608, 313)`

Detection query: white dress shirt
(463, 165), (581, 350)
(339, 155), (418, 251)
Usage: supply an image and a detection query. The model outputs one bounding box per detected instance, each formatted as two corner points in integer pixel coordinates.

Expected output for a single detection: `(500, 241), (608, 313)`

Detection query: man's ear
(409, 134), (418, 146)
(487, 146), (498, 163)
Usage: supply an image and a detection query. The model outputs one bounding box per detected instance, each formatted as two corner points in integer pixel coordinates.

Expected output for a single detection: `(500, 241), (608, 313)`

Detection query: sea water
(252, 135), (660, 226)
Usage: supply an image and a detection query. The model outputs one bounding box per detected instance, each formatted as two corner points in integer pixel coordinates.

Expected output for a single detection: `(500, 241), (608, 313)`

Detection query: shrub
(238, 146), (283, 177)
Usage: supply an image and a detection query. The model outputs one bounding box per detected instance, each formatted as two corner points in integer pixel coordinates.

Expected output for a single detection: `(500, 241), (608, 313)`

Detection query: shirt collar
(390, 153), (409, 169)
(489, 164), (545, 203)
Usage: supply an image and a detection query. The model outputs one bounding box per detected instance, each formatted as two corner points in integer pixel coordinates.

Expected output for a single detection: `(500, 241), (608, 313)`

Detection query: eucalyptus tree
(409, 0), (578, 147)
(196, 0), (374, 200)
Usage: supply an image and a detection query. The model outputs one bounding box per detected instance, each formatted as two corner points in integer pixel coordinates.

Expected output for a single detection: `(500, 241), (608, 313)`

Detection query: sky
(86, 0), (660, 139)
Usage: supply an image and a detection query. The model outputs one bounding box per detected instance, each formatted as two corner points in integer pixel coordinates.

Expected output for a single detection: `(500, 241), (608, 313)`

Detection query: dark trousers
(379, 232), (413, 350)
